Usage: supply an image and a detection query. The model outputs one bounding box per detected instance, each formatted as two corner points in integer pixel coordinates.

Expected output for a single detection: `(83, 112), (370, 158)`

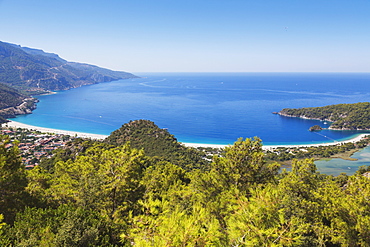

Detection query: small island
(277, 102), (370, 130)
(309, 125), (323, 131)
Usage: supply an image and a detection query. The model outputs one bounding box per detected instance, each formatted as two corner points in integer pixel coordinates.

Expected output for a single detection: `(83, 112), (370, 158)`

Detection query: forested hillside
(0, 83), (24, 110)
(2, 127), (370, 245)
(0, 41), (137, 93)
(279, 102), (370, 130)
(105, 120), (209, 170)
(0, 83), (37, 123)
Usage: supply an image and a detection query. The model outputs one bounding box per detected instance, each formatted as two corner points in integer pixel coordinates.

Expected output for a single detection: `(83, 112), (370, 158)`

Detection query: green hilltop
(105, 119), (209, 170)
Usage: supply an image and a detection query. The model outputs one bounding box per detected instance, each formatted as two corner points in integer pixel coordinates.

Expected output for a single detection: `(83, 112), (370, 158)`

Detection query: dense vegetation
(309, 125), (323, 131)
(2, 124), (370, 245)
(105, 120), (209, 170)
(0, 41), (137, 93)
(279, 102), (370, 130)
(0, 83), (24, 110)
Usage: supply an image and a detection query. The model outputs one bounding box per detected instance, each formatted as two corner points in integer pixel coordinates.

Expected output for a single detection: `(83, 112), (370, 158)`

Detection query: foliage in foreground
(1, 134), (370, 246)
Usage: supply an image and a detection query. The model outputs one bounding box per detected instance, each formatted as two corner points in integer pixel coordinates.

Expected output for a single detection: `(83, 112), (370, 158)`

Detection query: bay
(11, 72), (370, 146)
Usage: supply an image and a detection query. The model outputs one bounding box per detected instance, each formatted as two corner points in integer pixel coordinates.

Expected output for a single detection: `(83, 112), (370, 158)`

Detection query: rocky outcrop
(0, 97), (38, 119)
(309, 125), (323, 131)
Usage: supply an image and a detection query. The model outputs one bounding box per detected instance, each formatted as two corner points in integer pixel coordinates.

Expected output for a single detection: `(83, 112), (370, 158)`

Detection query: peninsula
(278, 102), (370, 130)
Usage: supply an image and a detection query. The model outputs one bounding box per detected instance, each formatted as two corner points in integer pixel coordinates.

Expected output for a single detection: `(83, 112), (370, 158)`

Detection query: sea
(9, 72), (370, 175)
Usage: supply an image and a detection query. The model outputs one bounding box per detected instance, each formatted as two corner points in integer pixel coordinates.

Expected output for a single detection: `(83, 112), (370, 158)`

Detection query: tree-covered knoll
(279, 102), (370, 130)
(2, 130), (370, 245)
(105, 120), (209, 170)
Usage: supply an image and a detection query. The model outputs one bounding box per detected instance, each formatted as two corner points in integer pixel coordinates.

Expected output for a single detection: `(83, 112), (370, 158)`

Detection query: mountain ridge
(0, 41), (138, 93)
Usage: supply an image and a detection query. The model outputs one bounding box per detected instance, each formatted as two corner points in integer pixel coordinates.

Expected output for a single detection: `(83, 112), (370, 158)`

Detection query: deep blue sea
(11, 73), (370, 146)
(11, 72), (370, 175)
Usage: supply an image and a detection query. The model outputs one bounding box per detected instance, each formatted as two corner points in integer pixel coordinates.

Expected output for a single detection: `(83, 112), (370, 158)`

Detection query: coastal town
(1, 127), (75, 169)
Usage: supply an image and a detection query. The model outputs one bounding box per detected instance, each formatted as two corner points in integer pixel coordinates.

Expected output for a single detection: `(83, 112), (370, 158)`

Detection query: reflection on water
(315, 146), (370, 176)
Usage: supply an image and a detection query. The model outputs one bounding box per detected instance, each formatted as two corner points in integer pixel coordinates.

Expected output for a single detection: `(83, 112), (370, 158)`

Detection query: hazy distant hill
(0, 41), (138, 93)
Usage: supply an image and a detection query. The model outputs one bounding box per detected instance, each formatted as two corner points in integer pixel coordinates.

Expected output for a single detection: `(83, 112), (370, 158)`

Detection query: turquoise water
(315, 146), (370, 176)
(11, 72), (370, 145)
(11, 72), (370, 175)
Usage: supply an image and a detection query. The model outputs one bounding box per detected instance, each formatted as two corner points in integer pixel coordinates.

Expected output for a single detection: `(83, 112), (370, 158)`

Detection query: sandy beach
(183, 134), (369, 150)
(2, 120), (108, 140)
(3, 120), (368, 148)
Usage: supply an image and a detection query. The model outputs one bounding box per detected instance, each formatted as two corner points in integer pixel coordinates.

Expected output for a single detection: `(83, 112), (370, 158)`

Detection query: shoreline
(2, 120), (368, 149)
(183, 133), (369, 150)
(2, 120), (108, 140)
(261, 133), (369, 150)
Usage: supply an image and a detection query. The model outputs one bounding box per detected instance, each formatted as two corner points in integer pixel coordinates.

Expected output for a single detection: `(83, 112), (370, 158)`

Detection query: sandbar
(183, 134), (369, 150)
(2, 120), (108, 140)
(182, 143), (228, 149)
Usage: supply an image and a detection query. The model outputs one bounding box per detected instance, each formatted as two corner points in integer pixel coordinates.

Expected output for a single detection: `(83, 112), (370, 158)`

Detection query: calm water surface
(10, 72), (370, 175)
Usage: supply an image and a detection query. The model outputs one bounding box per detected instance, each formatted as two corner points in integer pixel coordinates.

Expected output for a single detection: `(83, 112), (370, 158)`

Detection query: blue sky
(1, 0), (369, 72)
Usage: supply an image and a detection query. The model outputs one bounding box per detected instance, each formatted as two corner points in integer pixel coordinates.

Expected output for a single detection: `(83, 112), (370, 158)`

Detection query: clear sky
(1, 0), (369, 73)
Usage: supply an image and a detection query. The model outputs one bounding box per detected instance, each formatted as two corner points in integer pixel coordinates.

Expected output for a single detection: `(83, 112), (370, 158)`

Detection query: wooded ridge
(278, 102), (370, 130)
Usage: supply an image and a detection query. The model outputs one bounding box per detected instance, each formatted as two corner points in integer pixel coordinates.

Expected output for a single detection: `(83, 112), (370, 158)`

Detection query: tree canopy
(1, 130), (370, 246)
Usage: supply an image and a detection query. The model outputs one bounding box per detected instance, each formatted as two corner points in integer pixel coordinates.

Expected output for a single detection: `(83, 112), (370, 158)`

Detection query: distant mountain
(0, 41), (138, 93)
(8, 43), (68, 63)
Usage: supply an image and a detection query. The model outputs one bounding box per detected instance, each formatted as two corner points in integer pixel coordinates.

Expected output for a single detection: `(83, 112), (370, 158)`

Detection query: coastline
(182, 143), (229, 149)
(2, 120), (368, 149)
(183, 133), (369, 150)
(2, 120), (108, 140)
